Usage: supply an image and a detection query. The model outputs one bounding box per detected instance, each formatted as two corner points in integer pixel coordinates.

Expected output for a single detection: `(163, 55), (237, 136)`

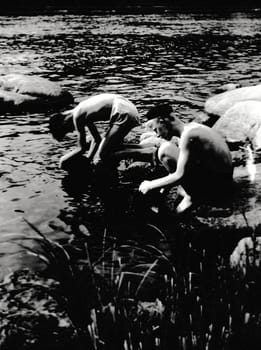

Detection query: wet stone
(213, 100), (261, 151)
(0, 74), (74, 113)
(205, 83), (261, 117)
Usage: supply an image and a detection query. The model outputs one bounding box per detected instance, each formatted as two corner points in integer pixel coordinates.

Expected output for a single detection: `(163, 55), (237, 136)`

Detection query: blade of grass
(135, 258), (159, 297)
(146, 223), (167, 240)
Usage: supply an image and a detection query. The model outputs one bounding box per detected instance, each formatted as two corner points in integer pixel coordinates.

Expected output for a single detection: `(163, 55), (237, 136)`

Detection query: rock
(120, 161), (167, 184)
(193, 111), (215, 126)
(213, 101), (261, 150)
(137, 299), (165, 322)
(0, 74), (74, 113)
(230, 236), (261, 277)
(60, 154), (92, 174)
(214, 82), (241, 94)
(120, 161), (154, 183)
(205, 83), (261, 117)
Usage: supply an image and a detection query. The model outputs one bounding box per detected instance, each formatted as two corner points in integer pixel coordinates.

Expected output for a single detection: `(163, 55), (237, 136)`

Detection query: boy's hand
(139, 180), (152, 194)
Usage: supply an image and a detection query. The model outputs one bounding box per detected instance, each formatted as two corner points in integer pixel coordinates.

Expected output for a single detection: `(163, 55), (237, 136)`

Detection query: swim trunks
(109, 112), (139, 129)
(109, 96), (140, 128)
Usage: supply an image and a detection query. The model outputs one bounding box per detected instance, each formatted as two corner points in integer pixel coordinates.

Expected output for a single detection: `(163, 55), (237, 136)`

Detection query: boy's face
(54, 131), (66, 141)
(51, 124), (68, 141)
(50, 114), (74, 141)
(150, 118), (173, 140)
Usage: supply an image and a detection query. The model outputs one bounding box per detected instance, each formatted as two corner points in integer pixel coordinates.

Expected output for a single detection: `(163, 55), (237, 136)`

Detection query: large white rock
(205, 84), (261, 117)
(0, 74), (73, 113)
(213, 100), (261, 150)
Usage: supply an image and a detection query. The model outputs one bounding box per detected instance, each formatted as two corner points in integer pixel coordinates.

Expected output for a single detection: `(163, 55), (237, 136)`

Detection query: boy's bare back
(180, 122), (233, 175)
(72, 93), (138, 124)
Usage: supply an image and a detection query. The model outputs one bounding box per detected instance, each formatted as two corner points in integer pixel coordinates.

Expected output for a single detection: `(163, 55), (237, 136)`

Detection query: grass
(1, 217), (261, 349)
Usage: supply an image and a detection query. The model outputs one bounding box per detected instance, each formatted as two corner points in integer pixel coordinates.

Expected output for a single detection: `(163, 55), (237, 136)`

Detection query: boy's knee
(158, 141), (178, 162)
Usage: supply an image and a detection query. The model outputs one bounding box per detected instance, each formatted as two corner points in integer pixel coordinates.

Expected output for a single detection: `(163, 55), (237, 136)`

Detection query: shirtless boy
(138, 104), (233, 213)
(49, 93), (141, 169)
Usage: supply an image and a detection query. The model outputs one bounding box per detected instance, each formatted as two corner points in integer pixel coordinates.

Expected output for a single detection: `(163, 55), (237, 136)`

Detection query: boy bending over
(138, 104), (233, 213)
(49, 93), (141, 170)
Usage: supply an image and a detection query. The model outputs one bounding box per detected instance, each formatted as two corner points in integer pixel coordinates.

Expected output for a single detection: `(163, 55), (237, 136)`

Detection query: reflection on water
(1, 11), (261, 274)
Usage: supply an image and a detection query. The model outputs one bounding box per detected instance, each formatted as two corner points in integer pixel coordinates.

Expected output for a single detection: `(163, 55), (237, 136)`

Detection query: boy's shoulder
(180, 123), (213, 148)
(183, 122), (204, 138)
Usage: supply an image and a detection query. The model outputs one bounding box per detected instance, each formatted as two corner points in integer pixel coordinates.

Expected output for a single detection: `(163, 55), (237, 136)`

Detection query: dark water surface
(1, 11), (261, 275)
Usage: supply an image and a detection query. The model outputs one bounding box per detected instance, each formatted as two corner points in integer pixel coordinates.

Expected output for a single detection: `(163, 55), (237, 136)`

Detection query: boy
(49, 93), (140, 169)
(138, 104), (233, 213)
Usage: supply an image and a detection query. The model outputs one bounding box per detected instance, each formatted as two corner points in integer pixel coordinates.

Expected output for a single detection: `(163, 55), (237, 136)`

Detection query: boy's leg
(111, 135), (165, 164)
(96, 121), (159, 164)
(157, 141), (179, 173)
(157, 141), (195, 213)
(176, 191), (193, 213)
(95, 123), (131, 162)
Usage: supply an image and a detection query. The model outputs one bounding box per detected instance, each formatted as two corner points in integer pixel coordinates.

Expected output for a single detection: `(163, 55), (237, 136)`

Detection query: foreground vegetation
(0, 210), (261, 350)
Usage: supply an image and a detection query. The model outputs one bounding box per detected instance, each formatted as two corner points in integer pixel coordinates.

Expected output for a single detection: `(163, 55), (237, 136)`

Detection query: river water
(1, 10), (261, 275)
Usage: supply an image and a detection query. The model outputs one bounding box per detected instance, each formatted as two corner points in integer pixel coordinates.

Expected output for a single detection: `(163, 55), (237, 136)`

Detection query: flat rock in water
(121, 161), (167, 184)
(122, 161), (154, 182)
(0, 74), (74, 113)
(205, 83), (261, 117)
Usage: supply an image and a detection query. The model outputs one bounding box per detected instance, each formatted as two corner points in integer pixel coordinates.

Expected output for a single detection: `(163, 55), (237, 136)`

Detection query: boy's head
(145, 104), (173, 121)
(49, 112), (74, 141)
(145, 104), (175, 140)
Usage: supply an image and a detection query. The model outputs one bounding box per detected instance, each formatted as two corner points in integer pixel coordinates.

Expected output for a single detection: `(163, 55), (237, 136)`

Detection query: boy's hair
(49, 113), (67, 141)
(145, 104), (173, 121)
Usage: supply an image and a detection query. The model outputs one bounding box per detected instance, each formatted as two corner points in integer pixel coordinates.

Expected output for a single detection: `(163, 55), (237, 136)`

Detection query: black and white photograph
(0, 1), (261, 349)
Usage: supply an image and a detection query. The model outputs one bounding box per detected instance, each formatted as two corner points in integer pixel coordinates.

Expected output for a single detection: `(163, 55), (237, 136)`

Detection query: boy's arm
(139, 138), (190, 194)
(85, 122), (102, 161)
(59, 118), (88, 168)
